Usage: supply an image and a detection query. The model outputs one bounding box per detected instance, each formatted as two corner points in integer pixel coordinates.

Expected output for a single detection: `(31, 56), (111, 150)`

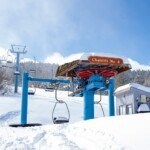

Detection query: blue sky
(0, 0), (150, 64)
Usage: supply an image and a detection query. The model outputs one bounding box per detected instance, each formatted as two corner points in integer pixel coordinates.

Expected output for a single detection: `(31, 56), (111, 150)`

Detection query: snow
(128, 58), (150, 71)
(44, 52), (130, 65)
(0, 88), (150, 149)
(80, 52), (130, 64)
(115, 83), (150, 94)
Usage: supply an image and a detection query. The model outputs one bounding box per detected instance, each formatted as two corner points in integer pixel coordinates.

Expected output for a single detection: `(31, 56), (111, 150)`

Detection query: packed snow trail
(1, 89), (150, 149)
(0, 89), (108, 125)
(0, 123), (124, 150)
(0, 111), (20, 126)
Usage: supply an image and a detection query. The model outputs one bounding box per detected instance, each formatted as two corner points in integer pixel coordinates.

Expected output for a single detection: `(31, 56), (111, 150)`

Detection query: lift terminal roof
(56, 54), (131, 79)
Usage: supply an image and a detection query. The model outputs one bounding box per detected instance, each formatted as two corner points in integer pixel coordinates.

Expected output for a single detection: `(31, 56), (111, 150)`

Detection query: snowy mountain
(44, 52), (150, 71)
(1, 48), (150, 71)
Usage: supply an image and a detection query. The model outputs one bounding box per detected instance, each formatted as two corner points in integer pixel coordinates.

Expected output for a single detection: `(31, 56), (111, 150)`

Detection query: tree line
(0, 62), (150, 89)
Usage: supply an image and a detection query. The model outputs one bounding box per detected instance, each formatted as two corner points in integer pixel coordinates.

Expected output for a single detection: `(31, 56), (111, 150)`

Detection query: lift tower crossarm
(28, 77), (70, 84)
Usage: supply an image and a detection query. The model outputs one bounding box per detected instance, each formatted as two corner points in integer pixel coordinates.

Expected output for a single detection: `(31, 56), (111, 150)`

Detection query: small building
(115, 83), (150, 115)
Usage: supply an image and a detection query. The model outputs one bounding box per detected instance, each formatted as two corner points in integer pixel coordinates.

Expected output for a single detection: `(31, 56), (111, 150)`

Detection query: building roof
(115, 83), (150, 95)
(56, 54), (131, 79)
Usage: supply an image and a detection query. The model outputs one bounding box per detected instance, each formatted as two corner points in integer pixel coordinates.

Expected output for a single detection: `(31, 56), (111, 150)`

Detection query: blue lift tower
(9, 55), (131, 127)
(10, 45), (27, 93)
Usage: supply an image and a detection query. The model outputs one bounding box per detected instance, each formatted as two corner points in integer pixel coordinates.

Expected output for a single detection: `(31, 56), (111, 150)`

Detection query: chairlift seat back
(30, 69), (36, 73)
(53, 116), (69, 124)
(7, 60), (13, 64)
(14, 71), (20, 75)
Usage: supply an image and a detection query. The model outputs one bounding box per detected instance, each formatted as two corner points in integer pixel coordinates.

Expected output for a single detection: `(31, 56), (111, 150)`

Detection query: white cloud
(44, 52), (150, 71)
(1, 47), (150, 71)
(0, 48), (15, 62)
(0, 0), (76, 56)
(44, 52), (83, 64)
(20, 58), (35, 63)
(0, 48), (7, 57)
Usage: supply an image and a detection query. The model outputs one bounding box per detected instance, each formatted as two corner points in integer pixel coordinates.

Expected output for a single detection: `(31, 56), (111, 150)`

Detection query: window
(126, 104), (133, 115)
(119, 104), (133, 115)
(119, 105), (126, 115)
(141, 95), (146, 103)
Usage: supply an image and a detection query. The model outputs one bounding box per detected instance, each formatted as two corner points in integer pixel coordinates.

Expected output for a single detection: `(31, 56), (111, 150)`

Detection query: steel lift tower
(10, 45), (27, 93)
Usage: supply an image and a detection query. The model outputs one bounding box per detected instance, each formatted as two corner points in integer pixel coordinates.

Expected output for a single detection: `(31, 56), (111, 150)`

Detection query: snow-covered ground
(0, 88), (150, 149)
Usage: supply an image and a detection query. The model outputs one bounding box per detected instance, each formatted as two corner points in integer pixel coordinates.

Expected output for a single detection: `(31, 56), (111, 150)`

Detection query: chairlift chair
(28, 87), (36, 95)
(14, 71), (21, 75)
(30, 69), (36, 73)
(52, 84), (70, 124)
(45, 87), (54, 92)
(45, 84), (55, 92)
(6, 52), (13, 64)
(2, 65), (7, 68)
(7, 60), (13, 64)
(30, 57), (37, 74)
(28, 84), (36, 95)
(53, 116), (69, 124)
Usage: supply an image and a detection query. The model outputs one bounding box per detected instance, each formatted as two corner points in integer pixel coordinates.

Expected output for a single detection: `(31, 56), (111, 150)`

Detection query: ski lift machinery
(56, 55), (131, 120)
(16, 54), (131, 127)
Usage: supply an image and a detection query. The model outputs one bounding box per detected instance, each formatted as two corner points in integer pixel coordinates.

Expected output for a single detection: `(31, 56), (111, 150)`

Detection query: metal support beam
(83, 74), (106, 120)
(83, 90), (94, 120)
(86, 82), (106, 91)
(14, 53), (20, 93)
(108, 78), (115, 116)
(21, 72), (29, 124)
(28, 77), (70, 84)
(20, 72), (115, 124)
(20, 73), (75, 124)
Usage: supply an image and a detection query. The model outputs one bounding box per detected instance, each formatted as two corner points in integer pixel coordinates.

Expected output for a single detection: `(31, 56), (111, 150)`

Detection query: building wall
(115, 87), (150, 115)
(116, 91), (134, 115)
(132, 88), (150, 112)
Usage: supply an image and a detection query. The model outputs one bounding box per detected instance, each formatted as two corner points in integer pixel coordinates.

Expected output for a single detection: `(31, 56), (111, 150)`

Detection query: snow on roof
(58, 52), (130, 65)
(115, 83), (150, 95)
(80, 52), (130, 64)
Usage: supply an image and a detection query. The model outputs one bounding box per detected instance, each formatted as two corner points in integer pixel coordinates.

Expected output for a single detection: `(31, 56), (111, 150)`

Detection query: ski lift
(29, 57), (36, 74)
(28, 84), (36, 95)
(45, 83), (55, 92)
(28, 87), (36, 95)
(6, 60), (13, 64)
(45, 87), (54, 92)
(1, 59), (7, 68)
(52, 83), (70, 124)
(2, 64), (7, 68)
(94, 91), (105, 117)
(6, 50), (14, 64)
(6, 55), (13, 64)
(30, 69), (36, 73)
(14, 71), (21, 75)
